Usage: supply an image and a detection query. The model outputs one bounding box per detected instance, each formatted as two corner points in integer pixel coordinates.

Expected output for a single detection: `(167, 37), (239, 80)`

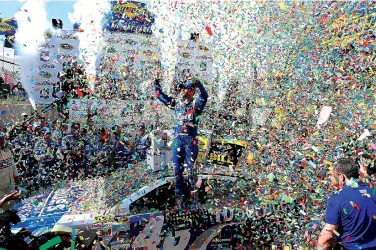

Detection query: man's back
(325, 182), (376, 249)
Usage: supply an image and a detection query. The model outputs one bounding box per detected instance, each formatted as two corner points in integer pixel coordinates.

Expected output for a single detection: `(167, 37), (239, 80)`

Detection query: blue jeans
(172, 135), (198, 201)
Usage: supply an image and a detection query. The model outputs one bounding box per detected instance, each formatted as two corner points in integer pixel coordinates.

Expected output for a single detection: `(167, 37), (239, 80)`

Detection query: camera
(0, 209), (30, 250)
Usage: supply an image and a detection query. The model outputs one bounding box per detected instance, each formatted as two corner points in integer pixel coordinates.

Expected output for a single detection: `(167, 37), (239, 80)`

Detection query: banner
(97, 33), (161, 82)
(175, 39), (213, 91)
(103, 1), (155, 35)
(197, 137), (247, 168)
(0, 45), (14, 61)
(30, 30), (80, 104)
(0, 18), (17, 35)
(4, 34), (16, 49)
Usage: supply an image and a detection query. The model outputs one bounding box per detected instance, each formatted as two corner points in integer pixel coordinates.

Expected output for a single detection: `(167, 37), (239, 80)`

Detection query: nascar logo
(198, 45), (210, 52)
(182, 52), (191, 59)
(105, 38), (117, 43)
(60, 43), (74, 51)
(125, 39), (137, 46)
(140, 40), (159, 47)
(143, 50), (155, 57)
(106, 47), (117, 53)
(44, 32), (52, 39)
(40, 71), (52, 79)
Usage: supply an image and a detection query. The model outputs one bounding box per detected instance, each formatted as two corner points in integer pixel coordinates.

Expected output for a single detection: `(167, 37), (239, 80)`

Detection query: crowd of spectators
(5, 111), (151, 197)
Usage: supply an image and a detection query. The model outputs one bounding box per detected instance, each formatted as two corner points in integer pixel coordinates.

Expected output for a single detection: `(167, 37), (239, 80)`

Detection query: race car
(10, 133), (297, 249)
(10, 161), (266, 249)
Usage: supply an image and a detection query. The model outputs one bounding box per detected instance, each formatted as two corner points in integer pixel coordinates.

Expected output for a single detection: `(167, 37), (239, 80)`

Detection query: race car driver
(154, 71), (208, 208)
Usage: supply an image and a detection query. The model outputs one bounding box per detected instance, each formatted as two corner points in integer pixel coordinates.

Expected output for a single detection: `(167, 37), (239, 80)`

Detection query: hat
(178, 80), (195, 90)
(21, 113), (28, 117)
(0, 132), (5, 138)
(71, 123), (80, 129)
(138, 122), (145, 129)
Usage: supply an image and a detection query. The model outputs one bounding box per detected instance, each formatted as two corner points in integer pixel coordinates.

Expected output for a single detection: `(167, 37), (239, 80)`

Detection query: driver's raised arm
(154, 79), (176, 109)
(193, 80), (208, 115)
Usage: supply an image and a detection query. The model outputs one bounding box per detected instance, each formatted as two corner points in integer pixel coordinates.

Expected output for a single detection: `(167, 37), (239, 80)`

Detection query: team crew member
(154, 72), (208, 207)
(134, 122), (151, 161)
(317, 158), (376, 250)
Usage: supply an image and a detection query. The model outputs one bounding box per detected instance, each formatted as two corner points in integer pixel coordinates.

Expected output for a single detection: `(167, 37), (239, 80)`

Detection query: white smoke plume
(144, 0), (179, 85)
(69, 0), (111, 90)
(15, 0), (48, 109)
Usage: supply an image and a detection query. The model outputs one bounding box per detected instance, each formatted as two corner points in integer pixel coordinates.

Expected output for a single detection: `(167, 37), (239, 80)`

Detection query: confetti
(205, 26), (213, 36)
(3, 1), (376, 249)
(39, 236), (62, 250)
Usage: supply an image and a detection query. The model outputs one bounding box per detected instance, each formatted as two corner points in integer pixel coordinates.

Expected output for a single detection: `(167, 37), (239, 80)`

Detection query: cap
(138, 122), (145, 129)
(71, 123), (80, 129)
(21, 113), (28, 117)
(178, 80), (195, 90)
(0, 132), (5, 138)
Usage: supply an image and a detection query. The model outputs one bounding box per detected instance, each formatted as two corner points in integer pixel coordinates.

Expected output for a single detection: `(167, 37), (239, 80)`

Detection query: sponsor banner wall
(55, 30), (79, 64)
(31, 30), (79, 104)
(175, 39), (213, 91)
(103, 1), (155, 35)
(97, 33), (161, 82)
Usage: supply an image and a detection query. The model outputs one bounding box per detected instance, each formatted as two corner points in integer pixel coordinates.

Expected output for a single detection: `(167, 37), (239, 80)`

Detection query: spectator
(62, 123), (86, 178)
(110, 125), (131, 168)
(133, 122), (151, 162)
(0, 190), (21, 211)
(0, 83), (11, 99)
(317, 158), (376, 250)
(34, 130), (59, 188)
(11, 83), (28, 100)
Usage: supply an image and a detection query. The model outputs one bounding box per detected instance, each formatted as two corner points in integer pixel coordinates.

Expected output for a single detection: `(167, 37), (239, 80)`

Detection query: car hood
(12, 165), (168, 232)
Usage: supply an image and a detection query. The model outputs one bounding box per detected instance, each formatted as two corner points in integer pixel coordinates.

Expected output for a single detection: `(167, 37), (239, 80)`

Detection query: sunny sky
(0, 0), (76, 31)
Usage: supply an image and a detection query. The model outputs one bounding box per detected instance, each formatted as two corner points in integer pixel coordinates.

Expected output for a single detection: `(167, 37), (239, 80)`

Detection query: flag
(0, 18), (18, 35)
(4, 34), (15, 49)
